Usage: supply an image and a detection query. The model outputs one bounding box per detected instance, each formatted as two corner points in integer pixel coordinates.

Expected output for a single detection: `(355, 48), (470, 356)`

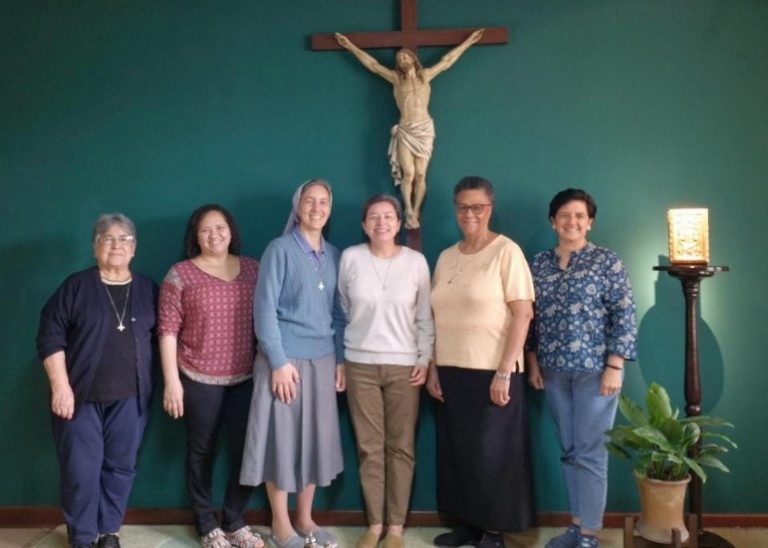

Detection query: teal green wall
(2, 1), (767, 514)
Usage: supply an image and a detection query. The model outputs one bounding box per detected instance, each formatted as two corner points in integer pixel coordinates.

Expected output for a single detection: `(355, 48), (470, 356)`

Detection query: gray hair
(92, 213), (137, 242)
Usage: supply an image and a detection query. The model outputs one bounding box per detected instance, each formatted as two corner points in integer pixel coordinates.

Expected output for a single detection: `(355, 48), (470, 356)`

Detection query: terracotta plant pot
(635, 474), (691, 543)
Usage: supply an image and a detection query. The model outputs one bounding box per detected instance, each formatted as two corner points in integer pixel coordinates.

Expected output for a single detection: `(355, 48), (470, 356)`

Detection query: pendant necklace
(103, 282), (131, 332)
(446, 252), (476, 285)
(447, 235), (491, 284)
(304, 233), (326, 291)
(370, 250), (395, 290)
(308, 256), (325, 291)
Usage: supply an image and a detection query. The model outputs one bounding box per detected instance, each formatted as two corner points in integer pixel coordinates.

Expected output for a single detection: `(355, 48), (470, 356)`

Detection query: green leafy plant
(606, 382), (736, 482)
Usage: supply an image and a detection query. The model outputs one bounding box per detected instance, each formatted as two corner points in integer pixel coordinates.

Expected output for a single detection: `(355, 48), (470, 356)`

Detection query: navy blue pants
(52, 397), (147, 546)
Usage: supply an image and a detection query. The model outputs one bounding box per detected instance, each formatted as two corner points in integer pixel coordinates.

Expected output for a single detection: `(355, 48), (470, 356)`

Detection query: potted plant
(606, 382), (736, 543)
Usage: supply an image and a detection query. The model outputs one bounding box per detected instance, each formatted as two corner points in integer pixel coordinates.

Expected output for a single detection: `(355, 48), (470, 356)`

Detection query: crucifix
(312, 0), (508, 249)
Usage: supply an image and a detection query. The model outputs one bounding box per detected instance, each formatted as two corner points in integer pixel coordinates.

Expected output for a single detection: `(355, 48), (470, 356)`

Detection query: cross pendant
(117, 323), (126, 332)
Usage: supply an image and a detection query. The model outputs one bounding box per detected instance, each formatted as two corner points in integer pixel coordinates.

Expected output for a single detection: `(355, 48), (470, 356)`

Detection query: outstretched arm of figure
(423, 28), (484, 81)
(335, 33), (398, 84)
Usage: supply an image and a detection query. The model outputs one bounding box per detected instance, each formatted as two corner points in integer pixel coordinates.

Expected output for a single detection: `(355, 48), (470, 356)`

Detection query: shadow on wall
(636, 256), (725, 412)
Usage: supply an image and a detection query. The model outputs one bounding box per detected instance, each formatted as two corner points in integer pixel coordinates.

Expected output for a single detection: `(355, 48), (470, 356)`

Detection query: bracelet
(605, 363), (623, 371)
(495, 371), (512, 380)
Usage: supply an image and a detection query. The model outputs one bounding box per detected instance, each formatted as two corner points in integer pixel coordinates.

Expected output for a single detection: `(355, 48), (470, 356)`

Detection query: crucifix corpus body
(313, 0), (507, 233)
(336, 29), (483, 229)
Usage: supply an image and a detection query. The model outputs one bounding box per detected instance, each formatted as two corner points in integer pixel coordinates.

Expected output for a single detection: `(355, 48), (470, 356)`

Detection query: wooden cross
(311, 0), (508, 52)
(312, 0), (507, 250)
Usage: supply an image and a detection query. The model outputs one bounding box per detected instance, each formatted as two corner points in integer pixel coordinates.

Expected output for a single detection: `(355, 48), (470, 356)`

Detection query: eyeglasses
(97, 235), (136, 246)
(455, 203), (492, 215)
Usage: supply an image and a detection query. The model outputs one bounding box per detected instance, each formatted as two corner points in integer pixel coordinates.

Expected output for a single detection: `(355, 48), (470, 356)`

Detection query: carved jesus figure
(336, 29), (484, 229)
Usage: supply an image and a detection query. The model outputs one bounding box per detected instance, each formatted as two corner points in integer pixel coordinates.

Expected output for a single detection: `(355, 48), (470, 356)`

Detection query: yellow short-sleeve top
(431, 235), (534, 371)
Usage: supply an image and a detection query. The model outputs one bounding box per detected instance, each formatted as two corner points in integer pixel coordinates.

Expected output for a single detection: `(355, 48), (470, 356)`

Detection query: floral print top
(527, 242), (637, 371)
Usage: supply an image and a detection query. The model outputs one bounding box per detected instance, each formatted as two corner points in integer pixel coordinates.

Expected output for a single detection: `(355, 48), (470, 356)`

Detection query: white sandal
(226, 526), (264, 548)
(201, 528), (232, 548)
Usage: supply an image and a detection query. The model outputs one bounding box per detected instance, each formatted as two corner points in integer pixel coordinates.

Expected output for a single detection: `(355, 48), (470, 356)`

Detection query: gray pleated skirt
(239, 351), (344, 493)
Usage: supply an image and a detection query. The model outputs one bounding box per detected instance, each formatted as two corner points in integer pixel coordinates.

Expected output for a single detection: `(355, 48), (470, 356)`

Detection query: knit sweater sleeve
(330, 245), (346, 363)
(414, 251), (435, 365)
(254, 239), (290, 369)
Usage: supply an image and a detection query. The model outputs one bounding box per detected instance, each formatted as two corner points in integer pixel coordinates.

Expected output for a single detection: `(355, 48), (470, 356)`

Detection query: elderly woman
(428, 176), (535, 548)
(158, 204), (263, 548)
(240, 179), (345, 548)
(337, 194), (434, 548)
(36, 214), (157, 548)
(526, 189), (637, 548)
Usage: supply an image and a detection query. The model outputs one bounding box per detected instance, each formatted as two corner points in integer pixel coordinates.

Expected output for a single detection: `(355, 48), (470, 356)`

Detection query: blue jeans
(543, 368), (620, 531)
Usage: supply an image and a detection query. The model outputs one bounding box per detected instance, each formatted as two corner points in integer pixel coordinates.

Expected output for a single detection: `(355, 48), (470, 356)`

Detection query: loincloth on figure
(387, 118), (435, 186)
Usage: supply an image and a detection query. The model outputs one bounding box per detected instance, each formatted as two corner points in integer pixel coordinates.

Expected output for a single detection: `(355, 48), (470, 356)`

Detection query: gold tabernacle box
(667, 208), (709, 264)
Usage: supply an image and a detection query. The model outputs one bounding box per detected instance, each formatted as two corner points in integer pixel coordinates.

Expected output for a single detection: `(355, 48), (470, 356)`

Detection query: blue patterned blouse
(528, 242), (637, 371)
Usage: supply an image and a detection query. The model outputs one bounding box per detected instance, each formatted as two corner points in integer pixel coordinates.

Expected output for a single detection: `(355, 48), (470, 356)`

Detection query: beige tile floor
(1, 525), (765, 548)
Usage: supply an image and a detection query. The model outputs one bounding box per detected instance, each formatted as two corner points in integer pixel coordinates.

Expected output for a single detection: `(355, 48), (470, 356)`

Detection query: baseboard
(1, 507), (766, 528)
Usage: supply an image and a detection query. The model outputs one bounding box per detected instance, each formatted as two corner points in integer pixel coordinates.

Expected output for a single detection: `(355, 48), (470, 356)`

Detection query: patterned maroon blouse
(158, 256), (259, 385)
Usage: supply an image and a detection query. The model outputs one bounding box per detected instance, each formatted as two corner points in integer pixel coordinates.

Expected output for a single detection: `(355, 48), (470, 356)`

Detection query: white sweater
(338, 244), (434, 366)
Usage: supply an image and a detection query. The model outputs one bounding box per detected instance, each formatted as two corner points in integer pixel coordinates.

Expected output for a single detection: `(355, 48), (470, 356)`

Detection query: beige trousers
(346, 361), (421, 526)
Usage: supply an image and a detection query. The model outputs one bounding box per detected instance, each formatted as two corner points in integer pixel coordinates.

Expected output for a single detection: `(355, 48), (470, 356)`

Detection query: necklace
(446, 234), (493, 284)
(369, 250), (395, 290)
(103, 283), (131, 332)
(307, 256), (325, 291)
(446, 252), (477, 284)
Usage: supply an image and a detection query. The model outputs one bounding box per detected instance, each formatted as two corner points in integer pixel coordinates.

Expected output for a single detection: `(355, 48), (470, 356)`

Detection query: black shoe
(97, 534), (121, 548)
(70, 544), (95, 548)
(433, 525), (483, 546)
(477, 532), (504, 548)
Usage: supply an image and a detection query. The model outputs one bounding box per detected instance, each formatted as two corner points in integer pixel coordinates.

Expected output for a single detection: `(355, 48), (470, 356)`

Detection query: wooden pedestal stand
(652, 265), (731, 548)
(624, 514), (699, 547)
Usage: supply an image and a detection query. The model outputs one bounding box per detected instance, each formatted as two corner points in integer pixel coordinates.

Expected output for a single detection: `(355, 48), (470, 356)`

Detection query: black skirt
(435, 366), (534, 532)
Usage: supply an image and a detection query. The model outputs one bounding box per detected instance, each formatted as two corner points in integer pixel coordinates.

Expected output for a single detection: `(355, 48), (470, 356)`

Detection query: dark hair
(453, 176), (495, 204)
(183, 204), (241, 258)
(361, 194), (403, 222)
(548, 188), (597, 220)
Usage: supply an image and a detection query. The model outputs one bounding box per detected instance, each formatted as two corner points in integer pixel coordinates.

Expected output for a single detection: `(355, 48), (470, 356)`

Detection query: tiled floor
(1, 524), (765, 547)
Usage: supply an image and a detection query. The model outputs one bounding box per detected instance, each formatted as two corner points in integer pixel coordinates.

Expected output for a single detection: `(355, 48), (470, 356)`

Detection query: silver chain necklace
(103, 283), (131, 332)
(369, 251), (395, 290)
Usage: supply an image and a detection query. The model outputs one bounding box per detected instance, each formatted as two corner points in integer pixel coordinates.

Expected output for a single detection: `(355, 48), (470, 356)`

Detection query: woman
(338, 195), (434, 548)
(158, 204), (263, 548)
(428, 176), (535, 548)
(240, 179), (345, 548)
(526, 189), (637, 548)
(36, 214), (157, 548)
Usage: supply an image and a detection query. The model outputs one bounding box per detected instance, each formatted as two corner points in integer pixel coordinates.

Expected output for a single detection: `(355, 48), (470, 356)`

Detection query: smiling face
(298, 182), (331, 233)
(93, 223), (136, 272)
(454, 188), (493, 238)
(363, 200), (401, 245)
(551, 199), (593, 248)
(196, 210), (232, 258)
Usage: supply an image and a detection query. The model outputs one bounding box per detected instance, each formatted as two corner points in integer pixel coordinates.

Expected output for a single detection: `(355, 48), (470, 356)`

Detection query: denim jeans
(542, 368), (620, 531)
